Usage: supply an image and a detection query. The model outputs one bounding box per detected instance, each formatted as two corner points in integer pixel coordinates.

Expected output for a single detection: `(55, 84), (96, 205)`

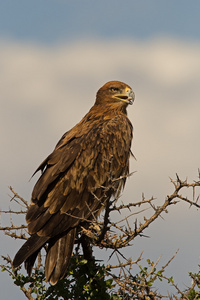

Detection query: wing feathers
(32, 141), (81, 203)
(27, 209), (52, 235)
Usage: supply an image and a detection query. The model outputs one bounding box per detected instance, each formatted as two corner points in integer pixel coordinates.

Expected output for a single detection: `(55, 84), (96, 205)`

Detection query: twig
(9, 186), (29, 207)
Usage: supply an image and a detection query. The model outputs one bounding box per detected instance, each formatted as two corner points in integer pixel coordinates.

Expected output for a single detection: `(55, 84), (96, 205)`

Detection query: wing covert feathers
(13, 81), (133, 284)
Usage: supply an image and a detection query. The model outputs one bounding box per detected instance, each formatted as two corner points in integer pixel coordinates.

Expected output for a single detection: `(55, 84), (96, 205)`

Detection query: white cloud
(0, 38), (200, 295)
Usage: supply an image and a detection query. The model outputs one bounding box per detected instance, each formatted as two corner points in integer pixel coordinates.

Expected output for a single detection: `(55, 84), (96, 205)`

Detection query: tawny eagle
(13, 80), (134, 284)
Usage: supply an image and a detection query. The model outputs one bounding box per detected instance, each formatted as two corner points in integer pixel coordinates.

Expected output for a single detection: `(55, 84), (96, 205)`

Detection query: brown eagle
(13, 80), (134, 285)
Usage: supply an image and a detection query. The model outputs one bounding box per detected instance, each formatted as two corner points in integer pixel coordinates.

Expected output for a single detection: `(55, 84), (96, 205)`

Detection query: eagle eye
(110, 87), (119, 93)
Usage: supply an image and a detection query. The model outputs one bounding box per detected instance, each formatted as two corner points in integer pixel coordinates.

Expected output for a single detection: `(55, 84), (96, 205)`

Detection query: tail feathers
(13, 234), (49, 269)
(13, 230), (76, 284)
(45, 228), (76, 285)
(24, 248), (41, 276)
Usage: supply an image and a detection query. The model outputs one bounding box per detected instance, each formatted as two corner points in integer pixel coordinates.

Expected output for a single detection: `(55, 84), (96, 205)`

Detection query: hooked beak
(113, 87), (135, 105)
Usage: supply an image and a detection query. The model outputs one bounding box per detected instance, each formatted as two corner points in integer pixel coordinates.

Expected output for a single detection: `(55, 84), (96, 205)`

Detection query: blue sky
(0, 1), (200, 43)
(1, 1), (200, 299)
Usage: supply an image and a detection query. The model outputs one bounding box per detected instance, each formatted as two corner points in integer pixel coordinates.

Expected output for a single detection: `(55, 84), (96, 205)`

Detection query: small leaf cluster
(1, 255), (121, 300)
(188, 266), (200, 300)
(44, 256), (121, 300)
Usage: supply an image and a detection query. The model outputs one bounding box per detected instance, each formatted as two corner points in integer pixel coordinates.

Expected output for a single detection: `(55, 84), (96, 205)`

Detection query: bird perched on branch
(13, 80), (134, 285)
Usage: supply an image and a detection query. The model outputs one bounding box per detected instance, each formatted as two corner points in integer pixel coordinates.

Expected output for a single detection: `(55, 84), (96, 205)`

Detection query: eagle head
(95, 81), (135, 106)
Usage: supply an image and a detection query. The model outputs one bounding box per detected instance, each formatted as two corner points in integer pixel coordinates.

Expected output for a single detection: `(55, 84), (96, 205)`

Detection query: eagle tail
(45, 228), (76, 285)
(24, 248), (42, 276)
(13, 234), (49, 272)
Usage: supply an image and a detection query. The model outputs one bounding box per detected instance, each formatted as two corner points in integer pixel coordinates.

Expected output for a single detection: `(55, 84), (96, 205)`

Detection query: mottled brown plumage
(13, 80), (134, 284)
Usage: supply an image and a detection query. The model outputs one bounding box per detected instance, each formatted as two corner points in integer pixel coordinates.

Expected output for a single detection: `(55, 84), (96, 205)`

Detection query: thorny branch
(1, 174), (200, 299)
(0, 186), (28, 240)
(81, 174), (200, 251)
(9, 186), (29, 208)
